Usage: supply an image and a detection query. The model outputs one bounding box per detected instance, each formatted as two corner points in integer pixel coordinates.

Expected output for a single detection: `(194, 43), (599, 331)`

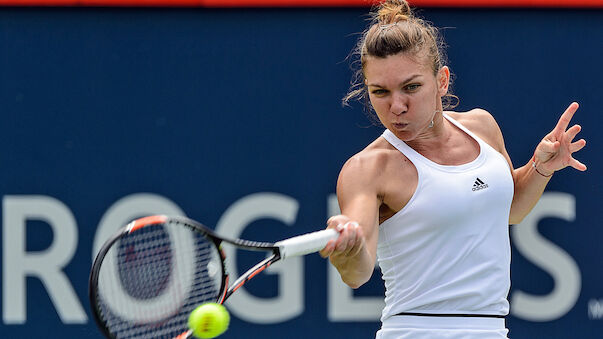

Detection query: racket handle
(275, 228), (339, 259)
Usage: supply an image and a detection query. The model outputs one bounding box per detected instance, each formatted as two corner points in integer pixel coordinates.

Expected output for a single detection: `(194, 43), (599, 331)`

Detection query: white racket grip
(275, 228), (339, 259)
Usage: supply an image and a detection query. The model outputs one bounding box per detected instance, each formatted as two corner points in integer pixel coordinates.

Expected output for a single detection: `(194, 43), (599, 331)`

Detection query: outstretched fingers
(565, 124), (582, 142)
(569, 157), (587, 171)
(570, 139), (586, 153)
(553, 102), (579, 136)
(564, 124), (587, 171)
(535, 102), (587, 174)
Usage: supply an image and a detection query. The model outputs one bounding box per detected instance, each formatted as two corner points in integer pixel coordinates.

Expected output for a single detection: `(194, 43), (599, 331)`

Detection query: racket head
(89, 215), (227, 339)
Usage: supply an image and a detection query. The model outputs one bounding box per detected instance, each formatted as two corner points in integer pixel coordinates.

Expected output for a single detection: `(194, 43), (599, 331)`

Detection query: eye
(371, 89), (388, 96)
(405, 83), (421, 91)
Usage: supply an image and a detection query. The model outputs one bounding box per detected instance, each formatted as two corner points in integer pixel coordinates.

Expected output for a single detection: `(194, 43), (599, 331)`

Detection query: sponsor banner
(1, 0), (603, 8)
(0, 6), (601, 339)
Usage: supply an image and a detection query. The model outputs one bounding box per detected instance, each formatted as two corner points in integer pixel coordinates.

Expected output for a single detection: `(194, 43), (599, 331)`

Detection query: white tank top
(378, 114), (514, 322)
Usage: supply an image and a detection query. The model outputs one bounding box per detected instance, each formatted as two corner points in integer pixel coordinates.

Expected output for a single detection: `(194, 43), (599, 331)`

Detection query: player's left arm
(471, 103), (587, 224)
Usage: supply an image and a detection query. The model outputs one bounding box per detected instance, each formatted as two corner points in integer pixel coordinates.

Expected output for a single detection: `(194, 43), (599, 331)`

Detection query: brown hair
(343, 0), (457, 115)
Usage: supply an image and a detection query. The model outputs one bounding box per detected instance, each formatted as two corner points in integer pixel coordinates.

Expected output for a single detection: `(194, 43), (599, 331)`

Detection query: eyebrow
(367, 74), (422, 88)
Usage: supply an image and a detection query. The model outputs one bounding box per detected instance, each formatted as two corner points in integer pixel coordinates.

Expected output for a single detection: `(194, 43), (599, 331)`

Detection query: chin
(388, 128), (415, 141)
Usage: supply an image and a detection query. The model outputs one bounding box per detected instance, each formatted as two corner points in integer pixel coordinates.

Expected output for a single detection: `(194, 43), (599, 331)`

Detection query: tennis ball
(188, 303), (230, 338)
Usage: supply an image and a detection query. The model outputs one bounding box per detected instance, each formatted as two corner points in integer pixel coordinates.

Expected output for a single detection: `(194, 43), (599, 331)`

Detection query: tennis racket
(89, 214), (339, 339)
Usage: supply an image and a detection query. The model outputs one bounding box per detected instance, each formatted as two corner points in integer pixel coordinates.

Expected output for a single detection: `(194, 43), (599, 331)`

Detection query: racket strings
(95, 222), (223, 338)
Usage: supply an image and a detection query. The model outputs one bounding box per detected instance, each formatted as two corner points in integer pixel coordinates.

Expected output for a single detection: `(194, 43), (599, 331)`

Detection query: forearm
(329, 248), (375, 289)
(509, 160), (552, 224)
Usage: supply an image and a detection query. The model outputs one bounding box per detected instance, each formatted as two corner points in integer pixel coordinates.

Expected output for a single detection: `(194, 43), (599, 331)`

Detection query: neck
(405, 111), (450, 151)
(428, 109), (443, 129)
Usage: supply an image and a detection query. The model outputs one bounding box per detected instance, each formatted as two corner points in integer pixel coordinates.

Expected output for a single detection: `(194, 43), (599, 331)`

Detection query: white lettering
(588, 299), (603, 319)
(2, 195), (86, 324)
(510, 192), (581, 321)
(216, 192), (302, 324)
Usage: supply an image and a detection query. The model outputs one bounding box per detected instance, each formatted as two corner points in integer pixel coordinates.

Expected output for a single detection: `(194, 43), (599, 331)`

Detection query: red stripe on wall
(411, 0), (603, 6)
(0, 0), (602, 7)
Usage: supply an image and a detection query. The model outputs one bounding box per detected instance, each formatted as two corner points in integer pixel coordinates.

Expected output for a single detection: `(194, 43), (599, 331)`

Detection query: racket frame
(89, 215), (281, 339)
(89, 214), (338, 339)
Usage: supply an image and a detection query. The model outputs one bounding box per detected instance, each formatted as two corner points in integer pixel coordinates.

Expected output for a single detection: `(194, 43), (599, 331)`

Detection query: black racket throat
(169, 215), (278, 249)
(222, 253), (281, 302)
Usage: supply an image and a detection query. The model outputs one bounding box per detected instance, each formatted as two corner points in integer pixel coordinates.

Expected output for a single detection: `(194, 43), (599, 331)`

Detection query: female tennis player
(319, 1), (587, 338)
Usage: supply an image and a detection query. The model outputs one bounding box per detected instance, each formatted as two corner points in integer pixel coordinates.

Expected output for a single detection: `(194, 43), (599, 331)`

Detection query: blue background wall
(0, 7), (601, 338)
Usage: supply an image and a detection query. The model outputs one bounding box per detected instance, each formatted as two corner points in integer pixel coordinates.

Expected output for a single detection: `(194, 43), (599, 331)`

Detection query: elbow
(509, 203), (533, 225)
(341, 271), (372, 289)
(347, 283), (363, 289)
(343, 278), (366, 289)
(509, 215), (523, 225)
(509, 201), (530, 225)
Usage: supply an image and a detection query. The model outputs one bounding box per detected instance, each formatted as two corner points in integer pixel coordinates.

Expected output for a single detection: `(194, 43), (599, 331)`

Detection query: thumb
(537, 139), (560, 155)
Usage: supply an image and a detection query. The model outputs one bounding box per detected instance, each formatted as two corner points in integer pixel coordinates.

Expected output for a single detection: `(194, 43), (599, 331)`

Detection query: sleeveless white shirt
(378, 114), (514, 322)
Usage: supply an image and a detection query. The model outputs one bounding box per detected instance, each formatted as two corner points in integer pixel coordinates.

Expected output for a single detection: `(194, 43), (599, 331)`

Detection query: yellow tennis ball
(188, 303), (230, 338)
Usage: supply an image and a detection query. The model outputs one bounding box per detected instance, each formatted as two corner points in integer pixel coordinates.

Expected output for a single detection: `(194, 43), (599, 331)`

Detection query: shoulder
(447, 108), (506, 153)
(340, 137), (397, 180)
(337, 136), (409, 197)
(447, 108), (499, 134)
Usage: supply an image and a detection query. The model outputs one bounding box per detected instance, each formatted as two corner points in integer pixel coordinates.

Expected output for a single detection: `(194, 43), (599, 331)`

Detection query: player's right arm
(319, 151), (382, 289)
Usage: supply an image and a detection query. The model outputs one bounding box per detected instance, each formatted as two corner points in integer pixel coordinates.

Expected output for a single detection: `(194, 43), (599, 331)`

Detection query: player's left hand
(533, 102), (587, 176)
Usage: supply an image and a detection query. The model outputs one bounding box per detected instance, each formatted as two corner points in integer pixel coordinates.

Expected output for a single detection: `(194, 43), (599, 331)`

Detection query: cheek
(369, 97), (389, 115)
(416, 84), (438, 102)
(368, 94), (380, 109)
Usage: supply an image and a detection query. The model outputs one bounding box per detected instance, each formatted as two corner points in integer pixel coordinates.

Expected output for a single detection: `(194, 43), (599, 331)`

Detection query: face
(364, 52), (449, 141)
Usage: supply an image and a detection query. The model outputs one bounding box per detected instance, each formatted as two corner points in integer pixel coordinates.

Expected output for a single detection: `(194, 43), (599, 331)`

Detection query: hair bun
(377, 0), (413, 25)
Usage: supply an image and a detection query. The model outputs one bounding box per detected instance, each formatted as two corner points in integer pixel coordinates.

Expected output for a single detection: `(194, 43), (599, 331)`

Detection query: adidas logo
(472, 177), (489, 191)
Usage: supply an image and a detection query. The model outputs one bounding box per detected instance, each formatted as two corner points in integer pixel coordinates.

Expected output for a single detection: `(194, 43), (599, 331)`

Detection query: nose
(390, 92), (407, 116)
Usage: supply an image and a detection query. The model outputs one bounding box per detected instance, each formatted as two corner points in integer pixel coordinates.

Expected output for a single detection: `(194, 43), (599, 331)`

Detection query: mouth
(391, 122), (408, 130)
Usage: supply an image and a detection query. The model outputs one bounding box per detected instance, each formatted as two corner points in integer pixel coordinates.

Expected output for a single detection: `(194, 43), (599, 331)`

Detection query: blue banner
(0, 7), (601, 338)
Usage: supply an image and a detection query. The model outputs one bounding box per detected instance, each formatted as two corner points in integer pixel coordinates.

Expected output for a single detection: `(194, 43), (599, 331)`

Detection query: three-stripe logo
(472, 177), (489, 191)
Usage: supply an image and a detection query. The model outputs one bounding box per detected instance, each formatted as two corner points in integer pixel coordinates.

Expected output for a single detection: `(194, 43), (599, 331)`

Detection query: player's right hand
(319, 214), (365, 259)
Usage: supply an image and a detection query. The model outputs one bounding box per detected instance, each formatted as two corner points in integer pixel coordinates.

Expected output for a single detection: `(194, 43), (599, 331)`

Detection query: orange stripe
(173, 331), (192, 339)
(247, 261), (271, 279)
(129, 215), (168, 232)
(0, 0), (602, 7)
(230, 262), (271, 294)
(218, 275), (229, 304)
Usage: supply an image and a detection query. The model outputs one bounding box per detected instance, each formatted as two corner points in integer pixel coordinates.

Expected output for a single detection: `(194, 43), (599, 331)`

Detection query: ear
(437, 66), (450, 96)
